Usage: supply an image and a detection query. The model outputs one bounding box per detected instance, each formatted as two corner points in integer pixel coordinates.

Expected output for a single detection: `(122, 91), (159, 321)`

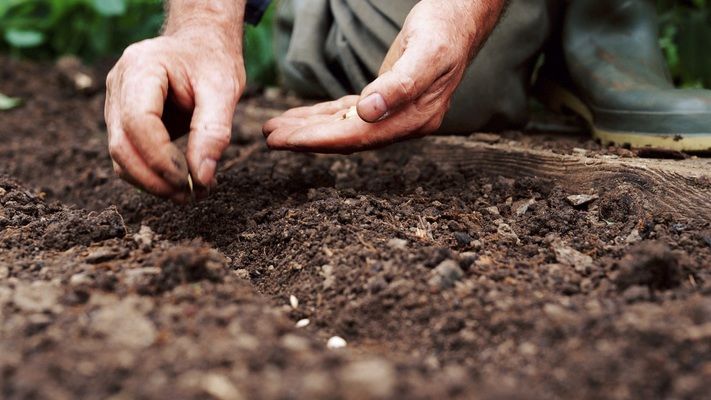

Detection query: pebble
(295, 318), (310, 328)
(496, 221), (520, 244)
(387, 238), (408, 250)
(429, 259), (464, 289)
(321, 264), (335, 290)
(233, 269), (250, 280)
(85, 247), (119, 264)
(201, 373), (244, 400)
(340, 358), (396, 399)
(69, 273), (92, 286)
(280, 334), (310, 352)
(453, 232), (473, 247)
(485, 206), (500, 216)
(133, 225), (155, 250)
(513, 198), (536, 216)
(566, 194), (599, 207)
(327, 336), (347, 350)
(91, 297), (156, 349)
(289, 295), (299, 309)
(553, 243), (593, 273)
(12, 282), (61, 313)
(625, 229), (642, 244)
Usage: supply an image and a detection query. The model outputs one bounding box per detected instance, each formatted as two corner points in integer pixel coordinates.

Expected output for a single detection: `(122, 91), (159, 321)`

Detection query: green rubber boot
(536, 0), (711, 151)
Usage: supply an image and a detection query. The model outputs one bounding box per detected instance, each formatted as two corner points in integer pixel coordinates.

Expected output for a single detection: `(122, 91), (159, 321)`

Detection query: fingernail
(198, 158), (217, 185)
(358, 93), (388, 122)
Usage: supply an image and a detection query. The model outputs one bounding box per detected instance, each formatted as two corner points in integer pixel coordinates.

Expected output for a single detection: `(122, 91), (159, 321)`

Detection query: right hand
(105, 25), (245, 203)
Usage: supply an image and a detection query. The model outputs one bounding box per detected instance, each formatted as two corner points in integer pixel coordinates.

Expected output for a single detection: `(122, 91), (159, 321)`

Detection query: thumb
(357, 42), (442, 123)
(186, 79), (239, 187)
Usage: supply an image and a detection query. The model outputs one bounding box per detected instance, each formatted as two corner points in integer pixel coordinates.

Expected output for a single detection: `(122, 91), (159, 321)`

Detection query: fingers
(266, 104), (429, 153)
(120, 63), (191, 188)
(357, 39), (446, 122)
(263, 109), (347, 138)
(185, 75), (239, 187)
(106, 42), (193, 198)
(109, 129), (189, 203)
(280, 96), (359, 118)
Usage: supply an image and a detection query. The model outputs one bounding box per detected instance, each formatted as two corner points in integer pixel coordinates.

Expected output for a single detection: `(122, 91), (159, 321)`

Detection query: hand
(263, 0), (506, 153)
(105, 21), (244, 203)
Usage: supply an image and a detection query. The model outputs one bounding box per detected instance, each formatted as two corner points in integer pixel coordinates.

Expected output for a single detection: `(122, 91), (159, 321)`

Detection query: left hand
(263, 0), (506, 153)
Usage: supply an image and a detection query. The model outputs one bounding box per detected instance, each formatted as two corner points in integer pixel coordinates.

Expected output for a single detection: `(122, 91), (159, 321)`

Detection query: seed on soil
(289, 295), (299, 309)
(327, 336), (347, 350)
(295, 319), (310, 328)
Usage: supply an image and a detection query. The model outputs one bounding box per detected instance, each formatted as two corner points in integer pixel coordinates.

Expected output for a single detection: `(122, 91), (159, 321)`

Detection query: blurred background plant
(0, 0), (708, 88)
(658, 0), (710, 88)
(0, 0), (276, 85)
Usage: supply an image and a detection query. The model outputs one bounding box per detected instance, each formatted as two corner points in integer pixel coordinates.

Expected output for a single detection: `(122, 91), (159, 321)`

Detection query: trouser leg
(275, 0), (561, 133)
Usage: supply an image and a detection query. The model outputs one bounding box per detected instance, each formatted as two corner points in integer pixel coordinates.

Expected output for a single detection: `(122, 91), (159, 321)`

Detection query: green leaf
(4, 29), (45, 48)
(90, 0), (126, 16)
(0, 92), (23, 111)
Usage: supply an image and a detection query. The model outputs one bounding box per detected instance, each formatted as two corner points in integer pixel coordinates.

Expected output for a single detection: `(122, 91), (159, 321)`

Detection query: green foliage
(658, 0), (711, 88)
(0, 1), (707, 88)
(0, 0), (165, 61)
(0, 0), (276, 85)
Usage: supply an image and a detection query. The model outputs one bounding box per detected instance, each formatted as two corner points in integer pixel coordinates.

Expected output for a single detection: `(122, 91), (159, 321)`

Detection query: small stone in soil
(485, 206), (500, 216)
(553, 243), (593, 273)
(85, 247), (119, 264)
(387, 238), (408, 250)
(513, 198), (536, 216)
(340, 359), (396, 398)
(327, 336), (347, 350)
(429, 259), (464, 289)
(453, 232), (473, 247)
(133, 225), (155, 250)
(295, 319), (310, 328)
(704, 235), (711, 249)
(566, 194), (599, 207)
(12, 282), (61, 313)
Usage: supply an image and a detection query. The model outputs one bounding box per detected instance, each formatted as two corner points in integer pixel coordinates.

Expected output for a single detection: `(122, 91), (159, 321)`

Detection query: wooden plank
(421, 136), (711, 222)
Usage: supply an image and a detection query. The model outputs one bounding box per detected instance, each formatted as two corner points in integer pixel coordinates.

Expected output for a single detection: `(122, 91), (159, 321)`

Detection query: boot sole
(535, 78), (711, 152)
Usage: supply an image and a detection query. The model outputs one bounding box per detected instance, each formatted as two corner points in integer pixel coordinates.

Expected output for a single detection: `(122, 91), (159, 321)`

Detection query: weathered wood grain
(420, 136), (711, 222)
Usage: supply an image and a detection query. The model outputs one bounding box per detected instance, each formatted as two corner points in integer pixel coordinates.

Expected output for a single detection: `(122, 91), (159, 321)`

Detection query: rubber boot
(536, 0), (711, 151)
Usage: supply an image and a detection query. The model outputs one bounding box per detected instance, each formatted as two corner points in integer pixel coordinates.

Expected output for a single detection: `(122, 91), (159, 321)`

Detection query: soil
(2, 56), (711, 400)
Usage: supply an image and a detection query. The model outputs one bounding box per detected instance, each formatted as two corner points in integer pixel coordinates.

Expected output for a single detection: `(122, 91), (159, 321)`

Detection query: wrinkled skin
(105, 1), (246, 203)
(263, 0), (506, 154)
(105, 0), (505, 202)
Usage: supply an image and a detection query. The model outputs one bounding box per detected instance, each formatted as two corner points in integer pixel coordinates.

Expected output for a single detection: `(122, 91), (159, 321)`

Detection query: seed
(295, 319), (310, 328)
(187, 174), (195, 201)
(327, 336), (347, 349)
(342, 106), (358, 120)
(289, 295), (299, 309)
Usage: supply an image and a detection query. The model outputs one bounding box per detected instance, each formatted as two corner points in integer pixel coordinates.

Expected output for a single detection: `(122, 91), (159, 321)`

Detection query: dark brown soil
(2, 56), (711, 400)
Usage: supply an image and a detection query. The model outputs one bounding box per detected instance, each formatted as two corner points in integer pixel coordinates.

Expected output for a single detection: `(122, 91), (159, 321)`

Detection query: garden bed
(1, 56), (711, 399)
